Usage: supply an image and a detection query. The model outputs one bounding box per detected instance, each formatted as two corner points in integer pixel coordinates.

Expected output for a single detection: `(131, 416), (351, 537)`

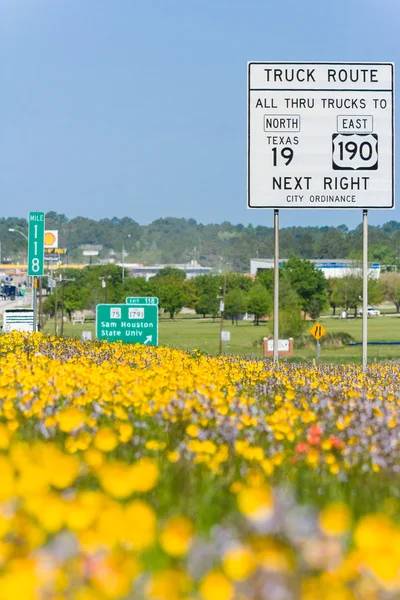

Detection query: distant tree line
(2, 213), (400, 272)
(42, 259), (400, 338)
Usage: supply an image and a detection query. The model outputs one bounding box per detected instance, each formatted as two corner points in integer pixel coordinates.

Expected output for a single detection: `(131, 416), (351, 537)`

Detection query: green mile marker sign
(28, 212), (45, 276)
(96, 301), (159, 346)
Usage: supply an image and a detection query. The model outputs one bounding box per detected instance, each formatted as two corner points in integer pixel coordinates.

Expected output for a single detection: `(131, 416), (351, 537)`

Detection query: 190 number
(332, 134), (378, 170)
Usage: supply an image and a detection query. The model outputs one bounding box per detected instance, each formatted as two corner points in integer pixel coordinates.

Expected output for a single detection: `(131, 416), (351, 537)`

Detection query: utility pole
(122, 234), (130, 284)
(219, 275), (227, 354)
(122, 242), (125, 283)
(100, 276), (111, 303)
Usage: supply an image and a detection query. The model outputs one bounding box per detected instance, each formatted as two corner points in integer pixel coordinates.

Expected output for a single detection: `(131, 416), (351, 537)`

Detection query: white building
(250, 258), (381, 279)
(122, 260), (211, 281)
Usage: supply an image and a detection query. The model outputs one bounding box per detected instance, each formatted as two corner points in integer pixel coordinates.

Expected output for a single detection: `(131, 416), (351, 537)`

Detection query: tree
(153, 267), (186, 281)
(368, 277), (385, 307)
(195, 293), (220, 319)
(369, 244), (399, 266)
(194, 274), (220, 297)
(42, 294), (56, 317)
(225, 273), (254, 293)
(193, 275), (220, 318)
(63, 284), (86, 320)
(381, 272), (400, 312)
(283, 257), (328, 317)
(327, 278), (340, 316)
(156, 281), (186, 319)
(182, 279), (198, 309)
(247, 283), (272, 325)
(121, 277), (153, 301)
(332, 275), (362, 316)
(308, 298), (323, 322)
(42, 284), (86, 320)
(224, 289), (247, 325)
(274, 276), (306, 337)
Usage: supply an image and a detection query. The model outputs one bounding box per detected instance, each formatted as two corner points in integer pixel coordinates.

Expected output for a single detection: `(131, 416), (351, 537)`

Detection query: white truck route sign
(247, 62), (394, 209)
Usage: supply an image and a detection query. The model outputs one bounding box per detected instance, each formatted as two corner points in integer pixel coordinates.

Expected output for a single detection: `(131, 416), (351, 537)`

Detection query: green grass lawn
(41, 313), (400, 364)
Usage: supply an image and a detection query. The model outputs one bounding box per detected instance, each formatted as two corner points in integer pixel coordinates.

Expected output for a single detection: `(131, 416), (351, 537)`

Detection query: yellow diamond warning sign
(309, 322), (326, 341)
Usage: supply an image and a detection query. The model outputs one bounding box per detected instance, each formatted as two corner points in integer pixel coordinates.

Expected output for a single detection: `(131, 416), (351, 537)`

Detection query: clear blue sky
(1, 0), (398, 229)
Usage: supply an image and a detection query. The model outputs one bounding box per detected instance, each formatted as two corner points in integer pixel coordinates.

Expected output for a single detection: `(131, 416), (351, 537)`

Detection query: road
(0, 293), (32, 315)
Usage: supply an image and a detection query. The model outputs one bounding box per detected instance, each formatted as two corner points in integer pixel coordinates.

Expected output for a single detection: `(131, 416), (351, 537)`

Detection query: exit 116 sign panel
(247, 62), (394, 209)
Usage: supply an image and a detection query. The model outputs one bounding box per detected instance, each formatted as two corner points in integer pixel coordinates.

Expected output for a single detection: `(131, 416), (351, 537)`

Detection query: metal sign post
(32, 277), (38, 333)
(362, 210), (368, 372)
(309, 322), (327, 364)
(219, 275), (227, 355)
(273, 210), (279, 364)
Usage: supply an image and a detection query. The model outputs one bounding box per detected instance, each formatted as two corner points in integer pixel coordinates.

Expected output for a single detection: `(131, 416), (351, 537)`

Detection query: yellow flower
(0, 457), (15, 501)
(94, 427), (119, 452)
(146, 569), (191, 600)
(56, 407), (85, 432)
(186, 424), (200, 438)
(0, 424), (12, 449)
(123, 500), (157, 550)
(90, 553), (140, 598)
(145, 440), (167, 451)
(319, 503), (351, 537)
(199, 571), (233, 600)
(97, 462), (137, 499)
(130, 457), (159, 492)
(237, 485), (273, 523)
(222, 545), (256, 581)
(167, 450), (180, 463)
(118, 421), (133, 442)
(159, 516), (194, 557)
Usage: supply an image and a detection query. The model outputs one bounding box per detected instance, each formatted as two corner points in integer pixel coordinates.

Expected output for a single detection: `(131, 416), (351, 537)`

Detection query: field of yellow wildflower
(0, 332), (399, 599)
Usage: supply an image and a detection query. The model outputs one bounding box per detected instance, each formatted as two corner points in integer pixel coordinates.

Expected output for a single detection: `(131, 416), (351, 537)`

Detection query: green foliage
(182, 280), (198, 310)
(369, 244), (398, 265)
(3, 214), (400, 273)
(247, 283), (272, 325)
(194, 275), (220, 297)
(121, 277), (154, 300)
(283, 257), (328, 317)
(43, 294), (56, 317)
(156, 281), (186, 319)
(153, 267), (186, 281)
(308, 298), (323, 322)
(194, 275), (220, 317)
(63, 285), (86, 320)
(269, 308), (306, 338)
(195, 293), (220, 318)
(225, 273), (254, 292)
(295, 331), (356, 349)
(329, 275), (384, 316)
(256, 269), (275, 292)
(224, 289), (247, 324)
(381, 273), (400, 312)
(279, 275), (302, 312)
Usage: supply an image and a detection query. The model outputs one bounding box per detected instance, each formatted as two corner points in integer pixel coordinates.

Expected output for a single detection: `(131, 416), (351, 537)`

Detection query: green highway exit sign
(126, 297), (159, 305)
(28, 212), (45, 276)
(96, 301), (159, 346)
